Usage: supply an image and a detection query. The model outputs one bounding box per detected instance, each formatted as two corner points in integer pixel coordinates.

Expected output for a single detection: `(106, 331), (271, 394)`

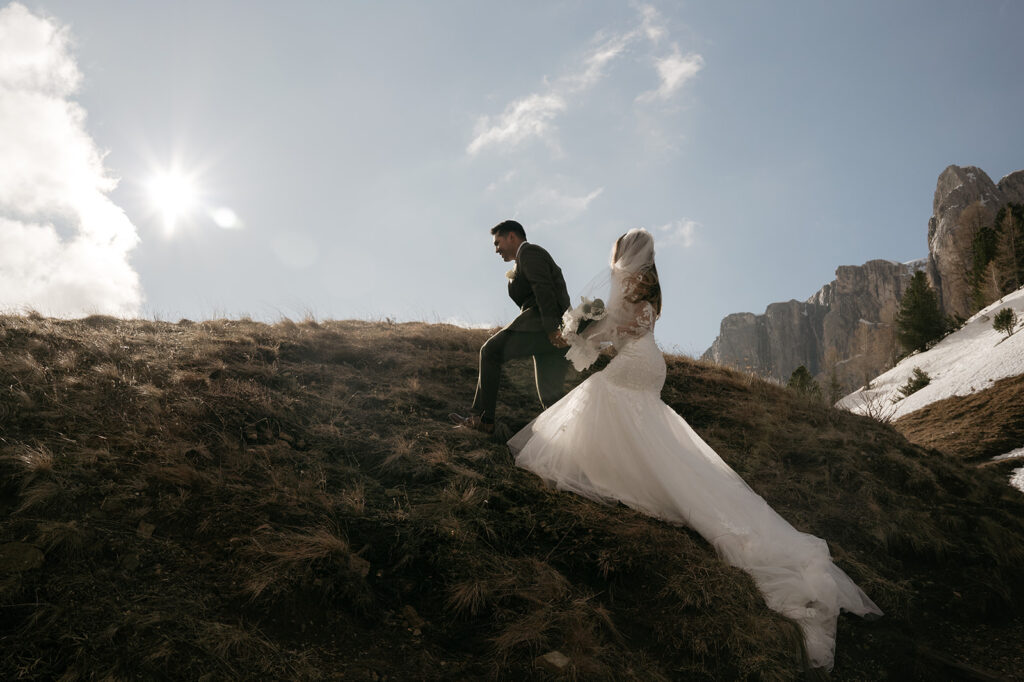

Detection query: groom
(454, 220), (571, 434)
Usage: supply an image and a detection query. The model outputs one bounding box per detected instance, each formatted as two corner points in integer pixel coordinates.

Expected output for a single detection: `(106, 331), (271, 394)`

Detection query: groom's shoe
(449, 413), (495, 435)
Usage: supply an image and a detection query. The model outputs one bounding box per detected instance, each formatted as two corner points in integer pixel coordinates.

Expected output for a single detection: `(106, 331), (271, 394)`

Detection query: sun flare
(147, 171), (198, 232)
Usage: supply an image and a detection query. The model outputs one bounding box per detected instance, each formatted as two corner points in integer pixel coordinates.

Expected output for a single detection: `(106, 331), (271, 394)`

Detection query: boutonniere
(505, 264), (517, 281)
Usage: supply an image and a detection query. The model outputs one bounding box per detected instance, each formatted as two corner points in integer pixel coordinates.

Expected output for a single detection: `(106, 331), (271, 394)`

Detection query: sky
(1, 1), (1023, 355)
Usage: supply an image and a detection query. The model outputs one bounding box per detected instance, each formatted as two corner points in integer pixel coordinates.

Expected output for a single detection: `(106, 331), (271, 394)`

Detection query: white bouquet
(560, 297), (607, 371)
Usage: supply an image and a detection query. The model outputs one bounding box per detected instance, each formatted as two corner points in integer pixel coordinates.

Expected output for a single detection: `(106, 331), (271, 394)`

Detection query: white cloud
(655, 219), (699, 247)
(0, 4), (79, 95)
(467, 93), (567, 156)
(0, 3), (142, 317)
(468, 4), (700, 156)
(563, 32), (632, 94)
(516, 185), (604, 228)
(638, 45), (704, 102)
(639, 5), (668, 44)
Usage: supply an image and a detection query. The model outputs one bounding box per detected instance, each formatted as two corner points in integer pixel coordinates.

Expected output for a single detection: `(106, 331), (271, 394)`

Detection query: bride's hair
(613, 232), (662, 317)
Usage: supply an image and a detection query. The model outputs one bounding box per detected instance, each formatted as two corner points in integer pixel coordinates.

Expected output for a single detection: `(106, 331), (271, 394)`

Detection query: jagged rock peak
(931, 166), (998, 227)
(927, 165), (1018, 318)
(997, 169), (1024, 203)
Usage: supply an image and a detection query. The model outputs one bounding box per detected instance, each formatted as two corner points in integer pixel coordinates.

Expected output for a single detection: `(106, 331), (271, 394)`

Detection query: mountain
(2, 314), (1024, 679)
(703, 165), (1024, 392)
(702, 259), (922, 392)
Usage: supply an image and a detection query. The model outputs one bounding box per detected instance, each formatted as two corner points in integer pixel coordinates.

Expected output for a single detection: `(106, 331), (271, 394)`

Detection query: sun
(147, 170), (199, 233)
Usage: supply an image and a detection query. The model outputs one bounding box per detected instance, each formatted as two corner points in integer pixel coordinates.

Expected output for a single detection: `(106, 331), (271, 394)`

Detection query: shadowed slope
(1, 315), (1023, 680)
(892, 373), (1024, 462)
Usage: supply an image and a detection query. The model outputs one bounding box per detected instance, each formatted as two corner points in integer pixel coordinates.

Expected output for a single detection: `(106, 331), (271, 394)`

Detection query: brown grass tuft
(15, 444), (54, 475)
(17, 479), (63, 512)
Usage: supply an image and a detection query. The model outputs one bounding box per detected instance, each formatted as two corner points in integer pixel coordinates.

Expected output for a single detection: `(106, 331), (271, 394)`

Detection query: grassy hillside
(893, 373), (1024, 462)
(2, 314), (1023, 680)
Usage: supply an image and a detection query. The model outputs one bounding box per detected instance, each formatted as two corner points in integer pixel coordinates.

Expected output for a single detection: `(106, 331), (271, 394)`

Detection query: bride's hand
(548, 330), (568, 348)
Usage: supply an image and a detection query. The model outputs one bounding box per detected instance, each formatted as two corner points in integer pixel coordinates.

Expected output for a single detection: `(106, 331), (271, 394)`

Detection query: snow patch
(992, 446), (1024, 462)
(1010, 468), (1024, 495)
(838, 286), (1024, 421)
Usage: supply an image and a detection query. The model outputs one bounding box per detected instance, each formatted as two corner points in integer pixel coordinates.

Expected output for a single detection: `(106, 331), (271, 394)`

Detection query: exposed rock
(927, 166), (1002, 318)
(998, 169), (1024, 204)
(703, 312), (769, 376)
(927, 166), (1024, 319)
(704, 165), (1024, 391)
(535, 650), (571, 673)
(704, 260), (919, 389)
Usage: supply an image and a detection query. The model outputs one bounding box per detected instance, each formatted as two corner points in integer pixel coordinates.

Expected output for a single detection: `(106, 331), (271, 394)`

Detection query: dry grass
(1, 314), (1023, 680)
(893, 373), (1024, 461)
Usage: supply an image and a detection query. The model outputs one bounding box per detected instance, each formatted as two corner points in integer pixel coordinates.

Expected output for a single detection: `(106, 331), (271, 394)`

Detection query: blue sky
(1, 1), (1022, 355)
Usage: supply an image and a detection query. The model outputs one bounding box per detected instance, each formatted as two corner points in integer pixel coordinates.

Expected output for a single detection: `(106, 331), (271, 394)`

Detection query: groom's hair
(491, 220), (526, 241)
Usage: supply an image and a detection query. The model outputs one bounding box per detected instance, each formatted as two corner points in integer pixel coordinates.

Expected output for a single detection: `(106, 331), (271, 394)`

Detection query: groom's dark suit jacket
(505, 242), (571, 334)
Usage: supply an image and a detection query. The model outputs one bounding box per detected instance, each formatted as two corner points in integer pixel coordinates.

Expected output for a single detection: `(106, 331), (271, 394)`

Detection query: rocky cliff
(703, 260), (920, 390)
(703, 165), (1024, 390)
(928, 166), (1024, 318)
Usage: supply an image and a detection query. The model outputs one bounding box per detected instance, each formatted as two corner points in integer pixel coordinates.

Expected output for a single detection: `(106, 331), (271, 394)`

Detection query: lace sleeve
(620, 300), (656, 338)
(626, 301), (651, 333)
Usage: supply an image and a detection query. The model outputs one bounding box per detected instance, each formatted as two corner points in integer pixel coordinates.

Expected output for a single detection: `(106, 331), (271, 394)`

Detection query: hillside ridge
(2, 314), (1024, 680)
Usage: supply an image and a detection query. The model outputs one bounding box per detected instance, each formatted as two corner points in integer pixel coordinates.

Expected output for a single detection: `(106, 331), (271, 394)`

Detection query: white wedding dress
(509, 301), (881, 670)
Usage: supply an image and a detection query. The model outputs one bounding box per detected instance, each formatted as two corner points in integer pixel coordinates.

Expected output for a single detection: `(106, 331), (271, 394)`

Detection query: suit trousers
(471, 328), (569, 422)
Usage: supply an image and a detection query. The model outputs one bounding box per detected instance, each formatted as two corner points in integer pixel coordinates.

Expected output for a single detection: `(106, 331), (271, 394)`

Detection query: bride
(508, 228), (881, 670)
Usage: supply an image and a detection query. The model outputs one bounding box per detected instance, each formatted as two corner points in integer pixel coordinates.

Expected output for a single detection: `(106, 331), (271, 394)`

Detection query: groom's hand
(548, 330), (568, 348)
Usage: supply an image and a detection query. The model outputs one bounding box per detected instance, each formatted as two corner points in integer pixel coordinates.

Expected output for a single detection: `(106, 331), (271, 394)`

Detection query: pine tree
(827, 369), (843, 405)
(896, 271), (947, 354)
(970, 203), (1024, 309)
(993, 308), (1018, 339)
(897, 367), (931, 397)
(994, 203), (1024, 293)
(787, 365), (821, 398)
(970, 225), (999, 309)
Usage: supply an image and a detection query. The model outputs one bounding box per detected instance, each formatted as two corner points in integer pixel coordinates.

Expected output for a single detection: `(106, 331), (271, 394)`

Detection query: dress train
(509, 333), (881, 669)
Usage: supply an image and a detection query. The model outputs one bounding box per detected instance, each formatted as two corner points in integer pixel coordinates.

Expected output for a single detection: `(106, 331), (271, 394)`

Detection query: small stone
(136, 521), (156, 539)
(121, 553), (140, 570)
(0, 542), (44, 573)
(535, 650), (571, 673)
